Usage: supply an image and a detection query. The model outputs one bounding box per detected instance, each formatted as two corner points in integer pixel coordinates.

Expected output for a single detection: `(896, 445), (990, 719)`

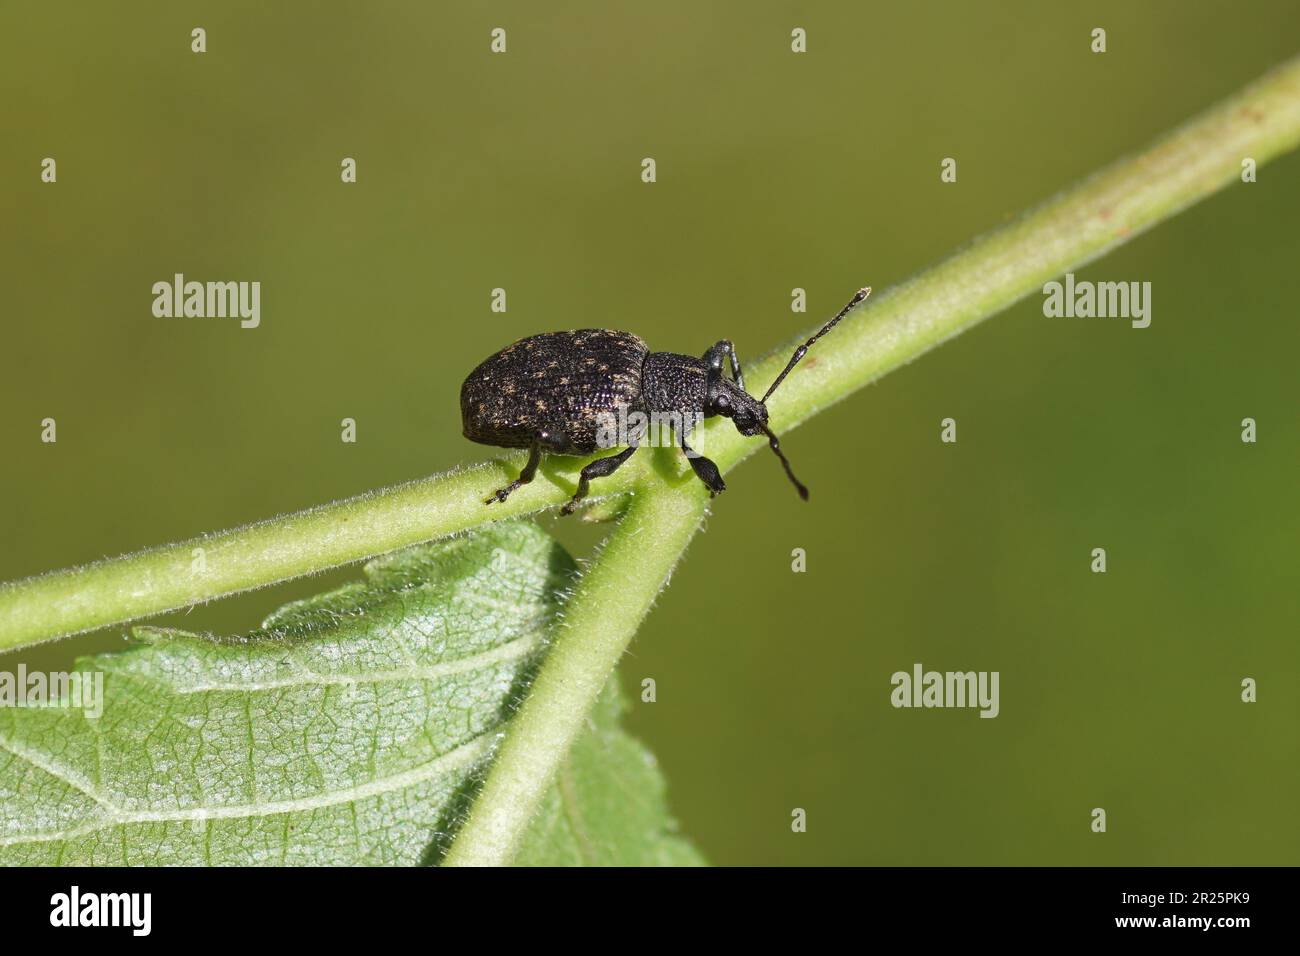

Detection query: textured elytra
(461, 329), (648, 454)
(0, 522), (702, 866)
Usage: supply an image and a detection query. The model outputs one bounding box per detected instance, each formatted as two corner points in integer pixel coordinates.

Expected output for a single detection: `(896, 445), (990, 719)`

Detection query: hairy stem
(2, 53), (1299, 653)
(442, 484), (708, 866)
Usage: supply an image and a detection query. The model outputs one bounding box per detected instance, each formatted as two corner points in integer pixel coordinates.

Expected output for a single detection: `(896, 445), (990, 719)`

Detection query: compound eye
(714, 394), (731, 412)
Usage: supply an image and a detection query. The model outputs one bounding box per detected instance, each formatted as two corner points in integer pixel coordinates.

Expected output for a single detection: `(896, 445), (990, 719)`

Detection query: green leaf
(0, 522), (700, 866)
(514, 679), (704, 866)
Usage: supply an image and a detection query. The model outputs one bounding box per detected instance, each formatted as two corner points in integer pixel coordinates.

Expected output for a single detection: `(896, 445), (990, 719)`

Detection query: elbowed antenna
(756, 284), (871, 500)
(761, 425), (808, 500)
(760, 286), (872, 404)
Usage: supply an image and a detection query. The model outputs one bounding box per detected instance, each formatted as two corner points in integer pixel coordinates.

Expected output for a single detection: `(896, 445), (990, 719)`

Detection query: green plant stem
(2, 54), (1299, 654)
(442, 484), (708, 866)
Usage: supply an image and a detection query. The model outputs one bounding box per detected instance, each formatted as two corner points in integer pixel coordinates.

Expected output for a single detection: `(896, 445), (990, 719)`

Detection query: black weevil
(461, 286), (871, 514)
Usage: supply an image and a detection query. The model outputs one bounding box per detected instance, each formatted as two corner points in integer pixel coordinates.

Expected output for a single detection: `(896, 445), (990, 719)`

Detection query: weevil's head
(706, 376), (769, 436)
(698, 283), (871, 501)
(706, 375), (806, 499)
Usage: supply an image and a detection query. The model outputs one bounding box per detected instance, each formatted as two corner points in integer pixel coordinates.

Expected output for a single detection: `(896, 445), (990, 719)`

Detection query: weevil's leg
(561, 444), (638, 515)
(484, 435), (547, 505)
(703, 340), (745, 392)
(681, 438), (726, 496)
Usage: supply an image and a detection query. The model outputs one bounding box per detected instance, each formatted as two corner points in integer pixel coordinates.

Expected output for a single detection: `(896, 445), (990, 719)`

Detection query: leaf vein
(0, 731), (493, 848)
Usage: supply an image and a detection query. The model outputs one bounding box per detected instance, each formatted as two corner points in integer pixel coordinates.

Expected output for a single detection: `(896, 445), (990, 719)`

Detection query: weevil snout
(733, 405), (768, 437)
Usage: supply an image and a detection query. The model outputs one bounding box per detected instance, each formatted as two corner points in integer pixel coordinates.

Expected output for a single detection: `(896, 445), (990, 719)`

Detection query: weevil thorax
(641, 351), (769, 437)
(641, 351), (709, 420)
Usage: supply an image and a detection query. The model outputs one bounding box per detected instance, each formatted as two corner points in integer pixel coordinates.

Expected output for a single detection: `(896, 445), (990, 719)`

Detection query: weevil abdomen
(460, 329), (648, 454)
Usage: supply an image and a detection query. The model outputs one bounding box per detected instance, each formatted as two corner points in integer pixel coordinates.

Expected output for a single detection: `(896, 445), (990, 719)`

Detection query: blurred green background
(3, 2), (1298, 865)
